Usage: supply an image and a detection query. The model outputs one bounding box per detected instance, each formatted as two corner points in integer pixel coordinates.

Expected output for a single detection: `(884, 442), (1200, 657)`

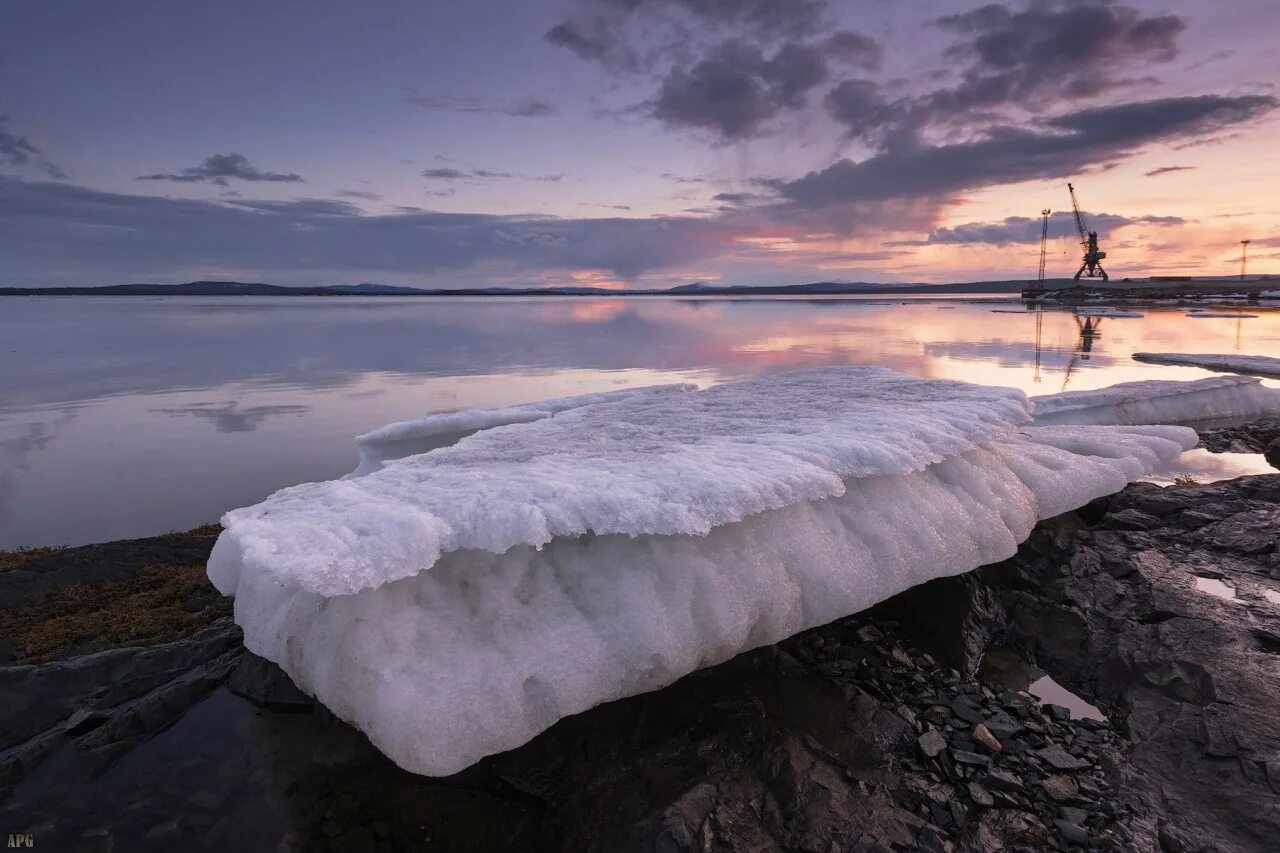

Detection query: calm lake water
(4, 294), (1280, 549)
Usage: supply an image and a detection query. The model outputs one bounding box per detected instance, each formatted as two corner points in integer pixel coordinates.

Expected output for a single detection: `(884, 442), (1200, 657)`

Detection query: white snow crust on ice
(214, 368), (1037, 598)
(209, 367), (1195, 777)
(1131, 352), (1280, 379)
(1031, 375), (1280, 426)
(349, 383), (697, 476)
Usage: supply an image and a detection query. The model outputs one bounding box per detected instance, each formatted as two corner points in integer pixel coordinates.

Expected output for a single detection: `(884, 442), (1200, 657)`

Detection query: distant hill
(322, 282), (433, 294)
(0, 278), (1056, 297)
(662, 279), (1050, 295)
(0, 280), (434, 296)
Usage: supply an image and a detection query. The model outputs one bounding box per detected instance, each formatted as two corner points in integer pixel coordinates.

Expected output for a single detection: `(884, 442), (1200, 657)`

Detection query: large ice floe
(1131, 352), (1280, 380)
(210, 367), (1195, 776)
(1031, 375), (1280, 426)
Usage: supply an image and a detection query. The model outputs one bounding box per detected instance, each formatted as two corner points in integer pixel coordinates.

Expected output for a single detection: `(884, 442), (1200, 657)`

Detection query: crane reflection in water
(1031, 307), (1102, 390)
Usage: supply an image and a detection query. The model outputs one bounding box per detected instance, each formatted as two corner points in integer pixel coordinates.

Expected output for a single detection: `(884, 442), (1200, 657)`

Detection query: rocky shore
(1, 467), (1278, 850)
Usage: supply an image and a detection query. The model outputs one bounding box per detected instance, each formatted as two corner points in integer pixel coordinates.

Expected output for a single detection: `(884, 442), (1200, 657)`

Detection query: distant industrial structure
(1037, 208), (1051, 288)
(1023, 182), (1269, 300)
(1067, 183), (1108, 281)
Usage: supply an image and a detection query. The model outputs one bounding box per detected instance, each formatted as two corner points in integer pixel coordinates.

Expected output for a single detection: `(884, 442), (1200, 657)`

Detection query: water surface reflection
(3, 296), (1278, 548)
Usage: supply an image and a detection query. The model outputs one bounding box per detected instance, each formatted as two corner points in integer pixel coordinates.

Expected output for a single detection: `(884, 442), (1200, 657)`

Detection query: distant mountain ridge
(0, 278), (1051, 297)
(0, 280), (428, 296)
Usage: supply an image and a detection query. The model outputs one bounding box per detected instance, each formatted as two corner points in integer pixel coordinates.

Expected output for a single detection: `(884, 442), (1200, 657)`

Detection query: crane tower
(1037, 208), (1051, 285)
(1068, 183), (1108, 281)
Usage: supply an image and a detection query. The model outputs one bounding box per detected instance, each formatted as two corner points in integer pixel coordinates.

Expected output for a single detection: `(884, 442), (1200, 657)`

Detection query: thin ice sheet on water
(1031, 375), (1280, 426)
(1132, 352), (1280, 380)
(209, 368), (1195, 776)
(1077, 309), (1143, 318)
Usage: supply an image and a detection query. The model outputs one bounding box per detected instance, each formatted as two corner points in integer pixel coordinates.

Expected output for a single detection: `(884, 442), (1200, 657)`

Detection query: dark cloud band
(137, 154), (303, 186)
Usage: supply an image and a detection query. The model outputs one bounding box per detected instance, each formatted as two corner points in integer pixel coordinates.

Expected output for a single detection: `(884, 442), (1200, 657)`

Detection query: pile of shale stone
(774, 619), (1141, 853)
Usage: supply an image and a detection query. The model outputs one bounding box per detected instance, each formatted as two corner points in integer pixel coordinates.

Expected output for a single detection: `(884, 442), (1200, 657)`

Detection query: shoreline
(2, 467), (1278, 849)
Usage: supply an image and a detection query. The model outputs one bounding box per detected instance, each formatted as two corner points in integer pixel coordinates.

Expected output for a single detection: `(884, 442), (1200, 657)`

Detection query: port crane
(1037, 209), (1051, 286)
(1068, 183), (1108, 281)
(1031, 209), (1050, 381)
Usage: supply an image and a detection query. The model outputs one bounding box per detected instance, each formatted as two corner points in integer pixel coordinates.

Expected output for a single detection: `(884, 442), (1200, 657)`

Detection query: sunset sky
(2, 0), (1278, 288)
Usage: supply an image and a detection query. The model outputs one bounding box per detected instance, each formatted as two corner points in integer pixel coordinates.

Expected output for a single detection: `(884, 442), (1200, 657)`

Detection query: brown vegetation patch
(170, 523), (223, 537)
(0, 545), (65, 572)
(0, 562), (231, 664)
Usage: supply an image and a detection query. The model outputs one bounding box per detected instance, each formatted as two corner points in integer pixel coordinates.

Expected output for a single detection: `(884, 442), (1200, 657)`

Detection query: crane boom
(1067, 182), (1088, 247)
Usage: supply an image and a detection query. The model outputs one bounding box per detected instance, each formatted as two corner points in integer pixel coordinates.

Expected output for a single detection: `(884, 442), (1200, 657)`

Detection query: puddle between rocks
(1193, 576), (1237, 601)
(1142, 449), (1275, 487)
(978, 647), (1106, 722)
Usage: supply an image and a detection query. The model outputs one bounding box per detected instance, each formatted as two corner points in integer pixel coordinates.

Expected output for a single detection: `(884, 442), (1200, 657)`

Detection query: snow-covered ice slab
(209, 368), (1194, 776)
(350, 383), (696, 476)
(1132, 352), (1280, 380)
(1032, 375), (1280, 426)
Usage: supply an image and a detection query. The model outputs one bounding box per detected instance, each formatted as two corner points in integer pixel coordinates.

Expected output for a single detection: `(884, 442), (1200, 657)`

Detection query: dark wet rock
(1158, 822), (1186, 852)
(854, 625), (883, 643)
(960, 473), (1280, 853)
(1058, 806), (1089, 825)
(970, 723), (1001, 753)
(1037, 743), (1088, 771)
(1044, 704), (1073, 722)
(0, 622), (241, 752)
(917, 727), (946, 758)
(982, 711), (1021, 740)
(1040, 774), (1079, 802)
(63, 708), (108, 736)
(950, 748), (990, 768)
(227, 651), (314, 712)
(1054, 818), (1089, 845)
(1105, 507), (1163, 530)
(1199, 417), (1280, 463)
(73, 645), (241, 771)
(966, 781), (994, 807)
(0, 622), (241, 799)
(1266, 437), (1280, 470)
(980, 768), (1024, 793)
